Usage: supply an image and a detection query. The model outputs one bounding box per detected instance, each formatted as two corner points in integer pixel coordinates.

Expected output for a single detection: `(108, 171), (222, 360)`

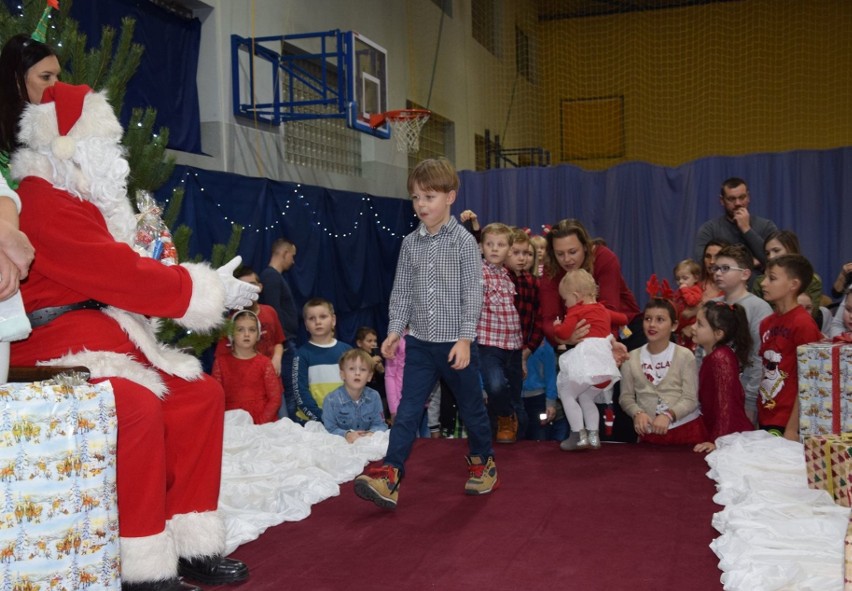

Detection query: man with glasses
(694, 177), (778, 270)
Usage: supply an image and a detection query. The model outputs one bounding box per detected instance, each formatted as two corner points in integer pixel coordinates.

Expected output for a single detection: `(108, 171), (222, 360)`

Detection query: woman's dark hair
(0, 34), (57, 154)
(643, 298), (678, 324)
(763, 229), (802, 256)
(544, 218), (594, 278)
(701, 301), (752, 369)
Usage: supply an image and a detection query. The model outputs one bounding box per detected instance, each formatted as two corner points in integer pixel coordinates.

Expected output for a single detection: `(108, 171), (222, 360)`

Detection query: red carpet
(212, 439), (723, 591)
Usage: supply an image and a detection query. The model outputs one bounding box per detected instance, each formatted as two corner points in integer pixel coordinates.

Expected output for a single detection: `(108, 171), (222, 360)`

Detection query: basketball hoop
(370, 109), (431, 153)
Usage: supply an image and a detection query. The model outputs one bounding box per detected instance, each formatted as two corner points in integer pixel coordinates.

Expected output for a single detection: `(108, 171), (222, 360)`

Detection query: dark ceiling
(536, 0), (741, 20)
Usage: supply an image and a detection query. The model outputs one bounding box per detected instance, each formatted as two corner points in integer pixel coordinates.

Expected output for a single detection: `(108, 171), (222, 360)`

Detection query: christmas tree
(0, 0), (240, 354)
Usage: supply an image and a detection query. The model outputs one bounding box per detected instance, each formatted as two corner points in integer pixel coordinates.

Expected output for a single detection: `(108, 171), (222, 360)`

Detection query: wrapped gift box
(798, 341), (852, 436)
(0, 378), (119, 591)
(804, 434), (852, 507)
(847, 517), (852, 591)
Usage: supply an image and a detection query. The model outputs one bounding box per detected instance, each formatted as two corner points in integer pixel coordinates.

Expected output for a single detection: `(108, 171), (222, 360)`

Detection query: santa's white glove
(217, 256), (260, 310)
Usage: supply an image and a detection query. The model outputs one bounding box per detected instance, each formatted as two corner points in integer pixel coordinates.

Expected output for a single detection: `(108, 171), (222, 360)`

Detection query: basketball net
(380, 109), (431, 154)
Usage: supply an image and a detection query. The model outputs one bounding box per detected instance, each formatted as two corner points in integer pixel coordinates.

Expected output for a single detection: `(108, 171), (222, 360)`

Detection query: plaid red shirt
(477, 261), (522, 350)
(509, 270), (544, 352)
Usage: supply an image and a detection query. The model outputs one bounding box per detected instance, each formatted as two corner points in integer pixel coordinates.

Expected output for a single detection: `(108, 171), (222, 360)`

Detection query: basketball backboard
(231, 30), (390, 139)
(346, 31), (389, 137)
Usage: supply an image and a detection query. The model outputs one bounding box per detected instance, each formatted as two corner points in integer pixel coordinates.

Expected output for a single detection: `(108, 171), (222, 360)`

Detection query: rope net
(411, 0), (852, 170)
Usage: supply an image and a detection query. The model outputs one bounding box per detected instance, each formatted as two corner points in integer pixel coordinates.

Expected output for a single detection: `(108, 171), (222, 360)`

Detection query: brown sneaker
(354, 465), (400, 510)
(464, 456), (499, 495)
(495, 415), (517, 444)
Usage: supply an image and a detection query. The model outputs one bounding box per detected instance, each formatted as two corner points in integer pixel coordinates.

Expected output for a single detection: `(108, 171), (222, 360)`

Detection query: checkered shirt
(388, 216), (483, 343)
(477, 260), (523, 350)
(510, 270), (544, 352)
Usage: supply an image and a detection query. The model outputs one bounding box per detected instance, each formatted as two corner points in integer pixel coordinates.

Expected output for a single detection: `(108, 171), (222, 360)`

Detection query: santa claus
(10, 82), (257, 590)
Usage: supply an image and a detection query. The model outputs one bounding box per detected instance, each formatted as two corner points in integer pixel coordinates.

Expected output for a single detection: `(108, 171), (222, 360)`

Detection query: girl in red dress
(212, 310), (281, 424)
(693, 301), (756, 452)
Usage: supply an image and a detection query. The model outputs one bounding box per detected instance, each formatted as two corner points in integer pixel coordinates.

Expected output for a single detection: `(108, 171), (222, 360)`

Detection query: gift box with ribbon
(0, 378), (119, 591)
(798, 339), (852, 436)
(804, 433), (852, 507)
(846, 517), (852, 591)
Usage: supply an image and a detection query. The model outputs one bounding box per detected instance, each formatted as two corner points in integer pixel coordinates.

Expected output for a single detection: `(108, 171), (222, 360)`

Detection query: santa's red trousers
(93, 373), (224, 538)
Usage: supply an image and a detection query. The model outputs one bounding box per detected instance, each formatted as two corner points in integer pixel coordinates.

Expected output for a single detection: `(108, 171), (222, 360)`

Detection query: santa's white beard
(17, 140), (137, 246)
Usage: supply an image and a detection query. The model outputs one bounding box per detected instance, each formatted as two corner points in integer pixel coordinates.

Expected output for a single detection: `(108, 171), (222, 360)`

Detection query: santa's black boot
(178, 555), (250, 586)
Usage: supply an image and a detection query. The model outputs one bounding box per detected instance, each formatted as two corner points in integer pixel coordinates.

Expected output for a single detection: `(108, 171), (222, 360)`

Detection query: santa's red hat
(38, 82), (92, 159)
(15, 81), (124, 161)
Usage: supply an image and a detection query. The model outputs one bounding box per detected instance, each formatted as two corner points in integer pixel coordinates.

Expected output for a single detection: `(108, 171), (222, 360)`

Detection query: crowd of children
(210, 157), (851, 512)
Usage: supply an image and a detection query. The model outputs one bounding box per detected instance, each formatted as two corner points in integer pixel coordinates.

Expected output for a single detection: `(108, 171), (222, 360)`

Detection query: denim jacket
(321, 385), (388, 437)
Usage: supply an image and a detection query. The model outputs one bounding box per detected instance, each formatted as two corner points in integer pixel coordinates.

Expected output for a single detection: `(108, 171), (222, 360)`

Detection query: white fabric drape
(218, 411), (389, 554)
(707, 431), (850, 591)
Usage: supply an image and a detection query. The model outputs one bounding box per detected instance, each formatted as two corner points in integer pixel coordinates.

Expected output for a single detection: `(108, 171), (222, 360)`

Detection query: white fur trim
(119, 530), (178, 583)
(41, 349), (167, 398)
(102, 308), (202, 380)
(9, 149), (55, 183)
(168, 511), (226, 558)
(176, 262), (227, 332)
(17, 90), (122, 154)
(51, 135), (76, 160)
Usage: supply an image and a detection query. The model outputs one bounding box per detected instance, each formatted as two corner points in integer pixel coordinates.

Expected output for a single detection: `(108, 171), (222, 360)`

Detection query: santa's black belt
(27, 300), (106, 329)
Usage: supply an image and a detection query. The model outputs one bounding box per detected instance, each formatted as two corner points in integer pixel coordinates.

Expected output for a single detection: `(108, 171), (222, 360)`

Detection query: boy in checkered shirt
(505, 229), (544, 430)
(353, 158), (498, 510)
(478, 223), (525, 443)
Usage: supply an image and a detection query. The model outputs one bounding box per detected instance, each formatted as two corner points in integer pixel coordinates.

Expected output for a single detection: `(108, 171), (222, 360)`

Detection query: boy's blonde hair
(407, 157), (459, 194)
(480, 222), (514, 244)
(558, 269), (598, 301)
(673, 259), (702, 279)
(302, 297), (334, 317)
(338, 348), (374, 370)
(510, 229), (530, 247)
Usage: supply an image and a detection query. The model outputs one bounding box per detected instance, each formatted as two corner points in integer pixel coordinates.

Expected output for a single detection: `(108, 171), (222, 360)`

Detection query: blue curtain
(67, 0), (202, 153)
(456, 147), (852, 307)
(156, 148), (850, 349)
(155, 166), (418, 346)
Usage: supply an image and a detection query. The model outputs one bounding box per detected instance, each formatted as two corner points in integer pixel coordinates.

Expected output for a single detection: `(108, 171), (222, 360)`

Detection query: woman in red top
(539, 219), (640, 349)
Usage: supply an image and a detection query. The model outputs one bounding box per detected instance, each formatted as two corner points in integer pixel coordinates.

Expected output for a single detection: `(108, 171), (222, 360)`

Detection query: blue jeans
(384, 337), (493, 474)
(522, 393), (569, 441)
(479, 345), (524, 426)
(279, 341), (297, 420)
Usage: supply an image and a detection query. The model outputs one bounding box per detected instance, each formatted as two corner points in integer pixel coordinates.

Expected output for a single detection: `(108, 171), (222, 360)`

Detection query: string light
(168, 168), (418, 240)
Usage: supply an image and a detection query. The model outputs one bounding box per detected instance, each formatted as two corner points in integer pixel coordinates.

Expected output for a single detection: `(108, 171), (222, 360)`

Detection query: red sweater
(699, 345), (754, 441)
(540, 245), (639, 346)
(212, 353), (281, 424)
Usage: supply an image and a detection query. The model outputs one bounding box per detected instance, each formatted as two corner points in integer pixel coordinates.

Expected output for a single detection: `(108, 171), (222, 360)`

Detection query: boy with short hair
(292, 298), (351, 423)
(505, 229), (544, 373)
(354, 157), (497, 510)
(711, 245), (773, 422)
(322, 349), (389, 442)
(757, 254), (822, 439)
(478, 222), (524, 443)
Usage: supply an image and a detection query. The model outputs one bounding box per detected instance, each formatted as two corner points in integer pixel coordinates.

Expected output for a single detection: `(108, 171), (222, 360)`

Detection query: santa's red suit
(10, 83), (255, 586)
